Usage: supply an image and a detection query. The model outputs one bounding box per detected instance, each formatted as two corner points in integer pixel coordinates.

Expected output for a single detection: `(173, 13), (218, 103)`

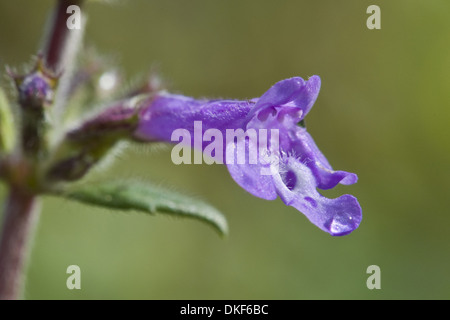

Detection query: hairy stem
(0, 188), (40, 300)
(43, 0), (86, 124)
(43, 0), (85, 72)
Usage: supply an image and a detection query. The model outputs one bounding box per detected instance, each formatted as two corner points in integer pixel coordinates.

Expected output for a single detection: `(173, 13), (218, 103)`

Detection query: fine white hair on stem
(51, 13), (87, 125)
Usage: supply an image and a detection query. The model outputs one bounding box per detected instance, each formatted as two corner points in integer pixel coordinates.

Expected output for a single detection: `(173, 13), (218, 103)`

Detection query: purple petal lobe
(292, 128), (358, 189)
(247, 76), (321, 122)
(272, 156), (361, 236)
(227, 162), (277, 201)
(226, 139), (277, 201)
(291, 75), (321, 117)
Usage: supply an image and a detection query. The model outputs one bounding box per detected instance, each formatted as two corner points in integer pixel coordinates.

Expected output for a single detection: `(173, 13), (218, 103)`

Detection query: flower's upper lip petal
(255, 77), (306, 110)
(247, 76), (321, 122)
(291, 75), (321, 118)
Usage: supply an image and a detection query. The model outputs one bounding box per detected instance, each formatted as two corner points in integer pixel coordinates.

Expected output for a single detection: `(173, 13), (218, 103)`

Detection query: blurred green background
(0, 0), (449, 299)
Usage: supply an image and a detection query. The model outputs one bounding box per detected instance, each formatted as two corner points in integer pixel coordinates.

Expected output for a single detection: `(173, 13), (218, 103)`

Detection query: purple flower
(135, 76), (362, 236)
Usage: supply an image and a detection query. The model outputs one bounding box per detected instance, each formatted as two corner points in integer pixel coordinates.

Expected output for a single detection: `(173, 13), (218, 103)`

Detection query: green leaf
(0, 87), (15, 152)
(62, 180), (228, 236)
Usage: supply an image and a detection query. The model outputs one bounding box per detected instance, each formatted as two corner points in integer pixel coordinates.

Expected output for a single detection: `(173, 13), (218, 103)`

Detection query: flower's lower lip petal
(320, 194), (362, 236)
(227, 162), (278, 200)
(292, 129), (358, 189)
(314, 169), (358, 190)
(226, 139), (277, 201)
(272, 157), (362, 236)
(335, 171), (358, 185)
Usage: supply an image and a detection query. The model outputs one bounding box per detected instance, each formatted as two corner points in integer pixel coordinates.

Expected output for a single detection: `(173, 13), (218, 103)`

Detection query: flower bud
(9, 57), (58, 110)
(8, 57), (59, 155)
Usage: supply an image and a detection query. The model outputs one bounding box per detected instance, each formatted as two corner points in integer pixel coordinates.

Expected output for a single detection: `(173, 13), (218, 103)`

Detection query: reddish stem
(0, 188), (39, 300)
(43, 0), (84, 72)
